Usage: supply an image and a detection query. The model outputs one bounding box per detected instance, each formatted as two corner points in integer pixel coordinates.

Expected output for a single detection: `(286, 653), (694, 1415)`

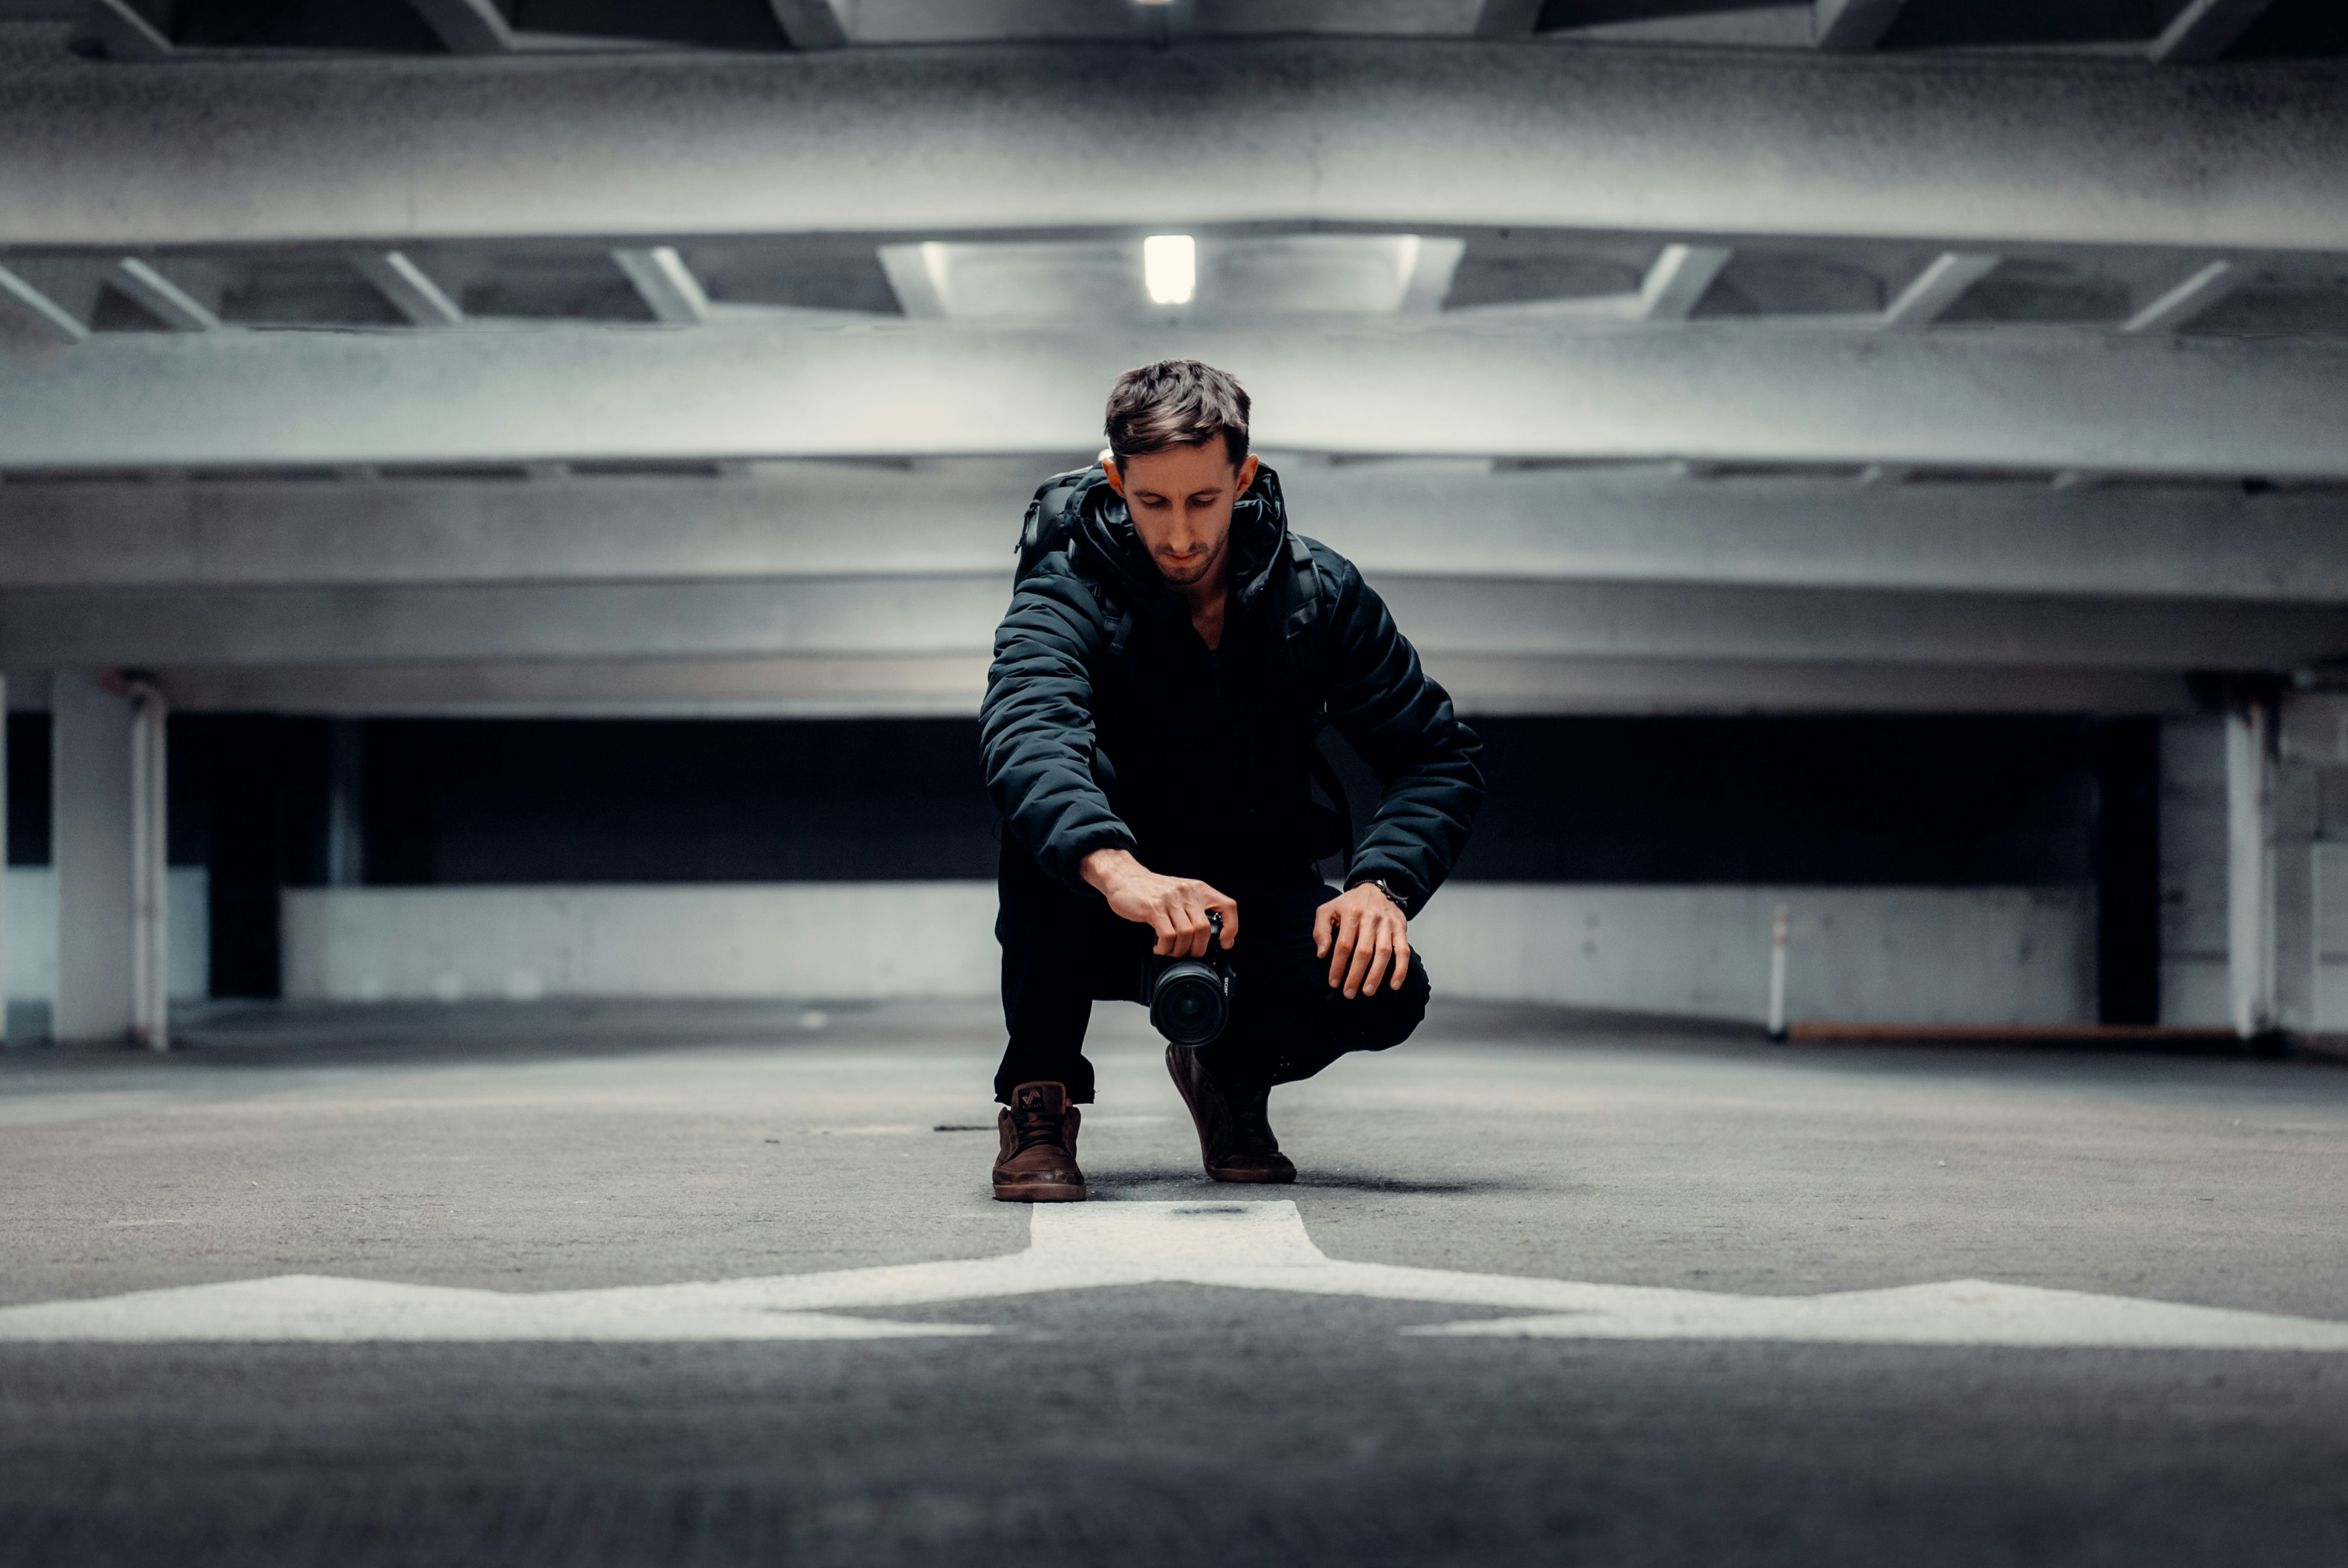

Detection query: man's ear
(1102, 456), (1124, 496)
(1237, 453), (1260, 490)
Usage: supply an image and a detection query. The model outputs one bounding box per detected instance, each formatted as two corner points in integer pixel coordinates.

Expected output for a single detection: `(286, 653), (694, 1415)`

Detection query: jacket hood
(1070, 462), (1291, 624)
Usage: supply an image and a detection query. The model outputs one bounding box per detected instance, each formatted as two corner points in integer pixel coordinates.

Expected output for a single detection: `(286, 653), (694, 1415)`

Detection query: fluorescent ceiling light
(1144, 234), (1195, 305)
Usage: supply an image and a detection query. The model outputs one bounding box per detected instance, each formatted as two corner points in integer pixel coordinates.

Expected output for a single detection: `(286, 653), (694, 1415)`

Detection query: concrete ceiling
(8, 0), (2343, 58)
(1, 2), (2343, 716)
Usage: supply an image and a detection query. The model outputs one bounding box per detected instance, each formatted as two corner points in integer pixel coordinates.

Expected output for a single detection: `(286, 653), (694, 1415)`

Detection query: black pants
(994, 839), (1431, 1104)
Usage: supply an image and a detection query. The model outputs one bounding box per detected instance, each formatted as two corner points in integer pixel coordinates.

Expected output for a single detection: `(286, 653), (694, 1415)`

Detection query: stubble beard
(1153, 532), (1227, 591)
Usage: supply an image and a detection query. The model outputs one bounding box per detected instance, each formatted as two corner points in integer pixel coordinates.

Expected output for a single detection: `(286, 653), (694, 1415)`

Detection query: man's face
(1104, 443), (1262, 590)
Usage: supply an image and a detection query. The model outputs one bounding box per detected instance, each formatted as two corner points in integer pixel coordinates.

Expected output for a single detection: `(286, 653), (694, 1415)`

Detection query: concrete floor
(2, 998), (2346, 1566)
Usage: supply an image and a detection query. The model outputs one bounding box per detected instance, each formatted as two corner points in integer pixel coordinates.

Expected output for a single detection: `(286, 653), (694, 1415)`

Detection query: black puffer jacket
(980, 464), (1483, 909)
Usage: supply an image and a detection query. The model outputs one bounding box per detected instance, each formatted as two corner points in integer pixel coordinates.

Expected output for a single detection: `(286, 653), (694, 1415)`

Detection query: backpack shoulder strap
(1278, 534), (1330, 720)
(1093, 571), (1136, 662)
(1282, 533), (1323, 639)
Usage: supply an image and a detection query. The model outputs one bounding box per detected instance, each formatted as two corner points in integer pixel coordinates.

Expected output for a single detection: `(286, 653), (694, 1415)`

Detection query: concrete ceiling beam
(765, 0), (850, 48)
(4, 574), (2342, 672)
(2123, 259), (2247, 333)
(149, 654), (988, 718)
(1876, 252), (1999, 330)
(352, 250), (467, 327)
(1630, 244), (1733, 322)
(4, 317), (2343, 478)
(105, 258), (219, 331)
(1471, 0), (1544, 38)
(611, 246), (711, 326)
(134, 653), (2195, 720)
(3, 42), (2344, 252)
(6, 462), (2348, 605)
(1431, 658), (2193, 718)
(405, 0), (513, 52)
(2149, 0), (2274, 64)
(0, 261), (90, 344)
(81, 0), (171, 58)
(1812, 0), (1908, 51)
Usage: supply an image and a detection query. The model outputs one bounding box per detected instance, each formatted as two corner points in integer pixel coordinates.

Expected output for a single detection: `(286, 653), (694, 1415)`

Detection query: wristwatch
(1354, 877), (1413, 915)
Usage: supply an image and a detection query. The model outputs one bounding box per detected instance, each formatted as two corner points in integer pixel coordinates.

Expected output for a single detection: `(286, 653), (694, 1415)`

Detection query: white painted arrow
(4, 1202), (2346, 1351)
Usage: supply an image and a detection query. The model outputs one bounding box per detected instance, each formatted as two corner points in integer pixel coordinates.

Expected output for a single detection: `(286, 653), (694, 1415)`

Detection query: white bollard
(1766, 903), (1789, 1042)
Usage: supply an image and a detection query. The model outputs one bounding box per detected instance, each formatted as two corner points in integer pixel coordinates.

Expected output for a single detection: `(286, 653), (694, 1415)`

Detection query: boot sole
(992, 1183), (1088, 1202)
(1207, 1165), (1296, 1184)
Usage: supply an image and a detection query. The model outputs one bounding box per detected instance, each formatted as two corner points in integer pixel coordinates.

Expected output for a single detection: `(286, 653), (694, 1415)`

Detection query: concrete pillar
(2227, 693), (2325, 1043)
(128, 679), (168, 1051)
(52, 669), (169, 1048)
(2226, 700), (2276, 1038)
(2235, 699), (2273, 1042)
(0, 671), (8, 1046)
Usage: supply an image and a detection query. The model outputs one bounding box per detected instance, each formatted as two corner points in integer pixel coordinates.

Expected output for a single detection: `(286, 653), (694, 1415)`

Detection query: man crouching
(980, 359), (1484, 1201)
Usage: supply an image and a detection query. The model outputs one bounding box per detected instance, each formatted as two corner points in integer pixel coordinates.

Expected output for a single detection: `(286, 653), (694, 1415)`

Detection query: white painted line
(0, 1275), (986, 1342)
(5, 1202), (2346, 1350)
(1407, 1278), (2348, 1349)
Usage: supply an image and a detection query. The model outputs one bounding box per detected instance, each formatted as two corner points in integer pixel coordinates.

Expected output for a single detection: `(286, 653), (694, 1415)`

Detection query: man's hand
(1316, 883), (1410, 999)
(1080, 848), (1238, 958)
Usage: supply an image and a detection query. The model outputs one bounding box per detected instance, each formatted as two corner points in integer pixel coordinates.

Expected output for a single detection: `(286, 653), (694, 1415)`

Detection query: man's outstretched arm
(985, 567), (1239, 953)
(980, 569), (1139, 892)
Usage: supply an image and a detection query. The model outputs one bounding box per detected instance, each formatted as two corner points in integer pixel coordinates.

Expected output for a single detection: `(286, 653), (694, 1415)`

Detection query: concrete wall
(281, 880), (2094, 1026)
(0, 868), (2108, 1030)
(282, 883), (1001, 1004)
(2321, 844), (2348, 1033)
(4, 868), (209, 1004)
(1415, 885), (2094, 1027)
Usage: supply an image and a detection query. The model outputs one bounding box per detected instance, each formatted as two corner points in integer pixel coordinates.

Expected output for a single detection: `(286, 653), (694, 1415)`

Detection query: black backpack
(1014, 462), (1356, 861)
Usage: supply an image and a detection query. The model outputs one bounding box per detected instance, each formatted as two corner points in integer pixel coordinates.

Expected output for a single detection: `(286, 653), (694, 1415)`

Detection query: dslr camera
(1142, 910), (1235, 1047)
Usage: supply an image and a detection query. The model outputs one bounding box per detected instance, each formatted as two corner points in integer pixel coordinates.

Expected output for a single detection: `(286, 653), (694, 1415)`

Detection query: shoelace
(1011, 1106), (1067, 1157)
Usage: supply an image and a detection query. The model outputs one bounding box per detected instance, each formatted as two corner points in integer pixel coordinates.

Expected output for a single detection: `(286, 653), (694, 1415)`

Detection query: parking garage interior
(3, 1), (2348, 1563)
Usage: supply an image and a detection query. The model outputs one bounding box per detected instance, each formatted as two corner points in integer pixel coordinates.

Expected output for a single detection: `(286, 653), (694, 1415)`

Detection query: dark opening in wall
(1448, 716), (2100, 886)
(320, 714), (2126, 886)
(2090, 718), (2162, 1025)
(166, 712), (2127, 891)
(6, 714), (49, 866)
(358, 718), (1001, 885)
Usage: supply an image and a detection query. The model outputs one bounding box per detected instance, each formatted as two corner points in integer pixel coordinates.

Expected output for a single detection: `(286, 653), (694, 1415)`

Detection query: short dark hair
(1104, 359), (1250, 470)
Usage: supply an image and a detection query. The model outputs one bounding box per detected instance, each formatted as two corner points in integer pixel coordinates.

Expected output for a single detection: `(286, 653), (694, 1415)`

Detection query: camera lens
(1150, 960), (1228, 1047)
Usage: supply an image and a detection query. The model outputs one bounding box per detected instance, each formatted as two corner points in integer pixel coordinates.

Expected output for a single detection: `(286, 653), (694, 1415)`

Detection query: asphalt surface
(3, 998), (2346, 1566)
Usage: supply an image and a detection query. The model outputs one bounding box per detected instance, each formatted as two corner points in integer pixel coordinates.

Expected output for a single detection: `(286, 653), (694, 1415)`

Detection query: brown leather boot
(1165, 1045), (1296, 1184)
(992, 1081), (1087, 1202)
